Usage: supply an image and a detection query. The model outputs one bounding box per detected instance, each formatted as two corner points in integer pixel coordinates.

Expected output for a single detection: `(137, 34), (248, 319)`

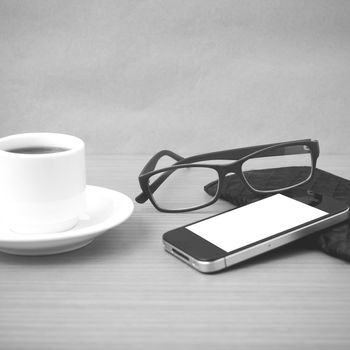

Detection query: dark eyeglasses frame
(136, 139), (320, 213)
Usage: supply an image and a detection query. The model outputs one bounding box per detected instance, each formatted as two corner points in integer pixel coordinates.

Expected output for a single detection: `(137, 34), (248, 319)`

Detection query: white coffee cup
(0, 133), (86, 234)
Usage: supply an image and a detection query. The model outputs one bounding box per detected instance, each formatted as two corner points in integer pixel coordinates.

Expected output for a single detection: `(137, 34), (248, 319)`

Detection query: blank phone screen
(187, 194), (328, 252)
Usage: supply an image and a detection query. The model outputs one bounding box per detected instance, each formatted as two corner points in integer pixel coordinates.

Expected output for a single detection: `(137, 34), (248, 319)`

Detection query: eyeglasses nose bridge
(222, 163), (238, 175)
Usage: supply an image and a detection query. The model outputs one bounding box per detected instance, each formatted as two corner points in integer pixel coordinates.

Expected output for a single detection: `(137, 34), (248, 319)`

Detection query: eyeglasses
(135, 139), (319, 213)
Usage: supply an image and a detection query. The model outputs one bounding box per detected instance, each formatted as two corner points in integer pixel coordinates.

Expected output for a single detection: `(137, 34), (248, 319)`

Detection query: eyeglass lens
(241, 144), (313, 192)
(148, 167), (219, 211)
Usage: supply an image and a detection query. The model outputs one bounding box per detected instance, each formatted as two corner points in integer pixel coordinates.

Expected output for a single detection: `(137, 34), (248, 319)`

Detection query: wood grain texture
(0, 155), (350, 349)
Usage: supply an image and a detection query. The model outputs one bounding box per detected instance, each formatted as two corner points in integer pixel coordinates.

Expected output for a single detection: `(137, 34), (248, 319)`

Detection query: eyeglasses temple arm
(175, 139), (314, 165)
(136, 150), (184, 203)
(139, 150), (184, 175)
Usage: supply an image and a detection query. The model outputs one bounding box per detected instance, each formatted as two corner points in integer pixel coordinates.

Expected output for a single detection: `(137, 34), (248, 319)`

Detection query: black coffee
(5, 147), (70, 154)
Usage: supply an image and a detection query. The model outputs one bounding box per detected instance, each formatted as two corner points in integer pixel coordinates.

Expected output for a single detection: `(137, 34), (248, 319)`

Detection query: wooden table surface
(1, 155), (350, 349)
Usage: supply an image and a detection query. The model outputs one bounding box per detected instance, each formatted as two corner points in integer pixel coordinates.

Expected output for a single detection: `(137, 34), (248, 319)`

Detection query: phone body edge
(163, 207), (349, 273)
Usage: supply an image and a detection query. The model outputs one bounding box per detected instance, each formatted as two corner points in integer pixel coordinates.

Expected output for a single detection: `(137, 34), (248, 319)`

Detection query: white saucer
(0, 185), (134, 256)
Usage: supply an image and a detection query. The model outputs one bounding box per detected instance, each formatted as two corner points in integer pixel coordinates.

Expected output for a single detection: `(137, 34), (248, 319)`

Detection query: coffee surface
(5, 146), (69, 154)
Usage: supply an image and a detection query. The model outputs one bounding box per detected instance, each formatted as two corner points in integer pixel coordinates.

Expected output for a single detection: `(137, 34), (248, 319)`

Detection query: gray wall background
(1, 0), (349, 155)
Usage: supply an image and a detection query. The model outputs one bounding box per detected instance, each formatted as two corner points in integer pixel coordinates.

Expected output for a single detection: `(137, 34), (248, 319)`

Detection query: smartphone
(163, 193), (349, 273)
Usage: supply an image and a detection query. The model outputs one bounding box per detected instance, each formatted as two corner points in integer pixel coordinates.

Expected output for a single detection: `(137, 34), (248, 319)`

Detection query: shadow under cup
(0, 133), (86, 234)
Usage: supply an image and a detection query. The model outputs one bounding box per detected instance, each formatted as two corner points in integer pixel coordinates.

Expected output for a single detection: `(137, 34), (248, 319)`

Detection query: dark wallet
(204, 168), (350, 262)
